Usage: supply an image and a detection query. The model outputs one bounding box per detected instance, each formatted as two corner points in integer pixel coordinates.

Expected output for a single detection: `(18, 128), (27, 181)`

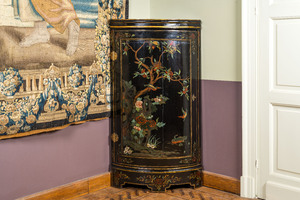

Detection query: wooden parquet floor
(72, 186), (255, 200)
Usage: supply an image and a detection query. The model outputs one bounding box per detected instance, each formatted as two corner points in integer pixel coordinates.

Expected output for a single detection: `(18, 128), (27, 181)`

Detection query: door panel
(266, 182), (300, 200)
(277, 107), (300, 175)
(277, 20), (300, 87)
(258, 0), (300, 199)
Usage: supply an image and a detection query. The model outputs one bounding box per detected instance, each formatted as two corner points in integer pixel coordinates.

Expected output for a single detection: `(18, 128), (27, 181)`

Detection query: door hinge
(255, 160), (259, 169)
(254, 7), (258, 16)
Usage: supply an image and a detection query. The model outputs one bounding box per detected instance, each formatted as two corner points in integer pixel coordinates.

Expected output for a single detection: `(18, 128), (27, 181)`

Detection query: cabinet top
(109, 19), (201, 30)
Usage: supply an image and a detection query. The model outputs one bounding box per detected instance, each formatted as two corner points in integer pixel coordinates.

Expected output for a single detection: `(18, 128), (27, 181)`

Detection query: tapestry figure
(13, 0), (80, 56)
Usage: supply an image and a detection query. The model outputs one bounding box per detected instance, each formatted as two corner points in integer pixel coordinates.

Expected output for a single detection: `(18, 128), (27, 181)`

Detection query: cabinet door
(111, 29), (201, 167)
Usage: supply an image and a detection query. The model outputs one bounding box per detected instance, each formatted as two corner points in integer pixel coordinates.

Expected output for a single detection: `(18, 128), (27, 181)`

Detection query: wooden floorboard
(72, 186), (255, 200)
(18, 171), (245, 200)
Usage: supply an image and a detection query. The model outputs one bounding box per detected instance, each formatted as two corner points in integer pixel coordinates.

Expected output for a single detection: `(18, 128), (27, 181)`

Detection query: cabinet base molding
(17, 173), (110, 200)
(203, 171), (240, 195)
(111, 165), (202, 192)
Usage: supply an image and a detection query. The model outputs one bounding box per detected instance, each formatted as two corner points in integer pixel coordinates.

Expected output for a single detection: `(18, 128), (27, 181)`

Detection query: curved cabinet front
(110, 19), (202, 192)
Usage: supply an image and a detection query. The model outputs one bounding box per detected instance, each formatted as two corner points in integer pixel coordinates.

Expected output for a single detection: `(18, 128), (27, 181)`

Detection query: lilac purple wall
(0, 119), (110, 200)
(0, 79), (242, 200)
(202, 80), (242, 179)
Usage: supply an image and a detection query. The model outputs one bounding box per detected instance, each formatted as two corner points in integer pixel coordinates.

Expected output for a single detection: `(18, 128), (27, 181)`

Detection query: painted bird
(178, 108), (187, 120)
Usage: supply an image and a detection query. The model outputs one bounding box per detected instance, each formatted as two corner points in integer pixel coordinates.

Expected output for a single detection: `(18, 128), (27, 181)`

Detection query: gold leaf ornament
(111, 51), (118, 61)
(111, 132), (119, 142)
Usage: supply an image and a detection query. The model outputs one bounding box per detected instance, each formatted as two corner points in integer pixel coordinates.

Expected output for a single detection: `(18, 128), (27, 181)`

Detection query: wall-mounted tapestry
(0, 0), (128, 140)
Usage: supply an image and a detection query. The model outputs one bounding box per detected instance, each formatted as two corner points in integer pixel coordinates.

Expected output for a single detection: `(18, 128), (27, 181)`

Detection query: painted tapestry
(0, 0), (128, 140)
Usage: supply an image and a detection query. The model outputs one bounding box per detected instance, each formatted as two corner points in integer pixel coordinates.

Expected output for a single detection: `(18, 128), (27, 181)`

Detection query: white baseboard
(240, 176), (255, 198)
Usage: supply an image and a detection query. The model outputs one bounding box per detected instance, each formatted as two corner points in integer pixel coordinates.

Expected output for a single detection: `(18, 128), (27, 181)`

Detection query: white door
(258, 0), (300, 199)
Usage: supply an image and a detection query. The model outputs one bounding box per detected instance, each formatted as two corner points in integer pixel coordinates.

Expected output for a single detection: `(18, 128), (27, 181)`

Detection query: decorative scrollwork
(188, 171), (202, 183)
(136, 175), (181, 191)
(113, 171), (129, 186)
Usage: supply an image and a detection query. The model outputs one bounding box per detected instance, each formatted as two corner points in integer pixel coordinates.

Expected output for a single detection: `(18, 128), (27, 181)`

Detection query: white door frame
(241, 0), (258, 198)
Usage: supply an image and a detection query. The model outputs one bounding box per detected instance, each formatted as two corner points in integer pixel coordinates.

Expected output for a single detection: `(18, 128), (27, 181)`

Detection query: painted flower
(11, 111), (21, 122)
(141, 69), (147, 78)
(182, 87), (188, 94)
(149, 120), (156, 128)
(135, 100), (143, 109)
(136, 116), (147, 125)
(0, 115), (9, 126)
(76, 102), (85, 112)
(169, 41), (175, 46)
(167, 70), (174, 77)
(7, 125), (20, 135)
(133, 126), (141, 131)
(124, 146), (133, 155)
(154, 98), (161, 103)
(0, 125), (7, 134)
(6, 104), (16, 113)
(147, 143), (156, 149)
(26, 115), (36, 124)
(153, 63), (160, 72)
(23, 125), (31, 132)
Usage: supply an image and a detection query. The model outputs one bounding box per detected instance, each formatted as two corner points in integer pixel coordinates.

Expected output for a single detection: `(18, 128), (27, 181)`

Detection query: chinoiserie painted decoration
(110, 20), (202, 192)
(0, 0), (128, 140)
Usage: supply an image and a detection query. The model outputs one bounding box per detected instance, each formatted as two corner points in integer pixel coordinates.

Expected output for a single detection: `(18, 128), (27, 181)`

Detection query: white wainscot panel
(277, 108), (300, 175)
(277, 20), (300, 87)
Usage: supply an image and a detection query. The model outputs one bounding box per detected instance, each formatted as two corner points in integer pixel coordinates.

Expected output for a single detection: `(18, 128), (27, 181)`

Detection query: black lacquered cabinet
(110, 19), (202, 192)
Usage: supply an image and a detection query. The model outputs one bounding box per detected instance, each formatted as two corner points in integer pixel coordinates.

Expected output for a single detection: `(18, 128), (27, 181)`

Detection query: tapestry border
(0, 116), (109, 140)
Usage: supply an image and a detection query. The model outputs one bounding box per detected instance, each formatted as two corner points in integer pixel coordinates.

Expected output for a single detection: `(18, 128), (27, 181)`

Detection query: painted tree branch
(144, 56), (155, 66)
(125, 42), (189, 103)
(126, 42), (151, 73)
(134, 88), (151, 102)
